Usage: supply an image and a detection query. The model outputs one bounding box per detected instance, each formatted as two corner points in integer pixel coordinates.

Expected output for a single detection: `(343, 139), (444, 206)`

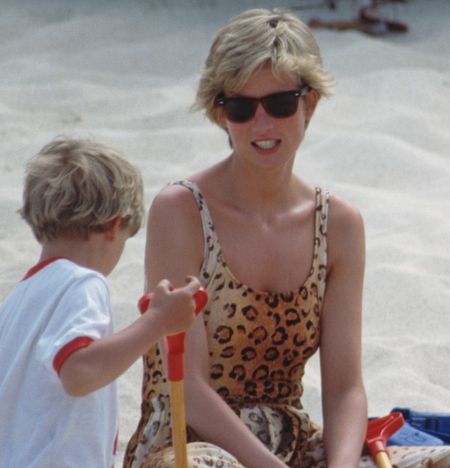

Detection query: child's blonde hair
(20, 138), (144, 242)
(193, 8), (333, 126)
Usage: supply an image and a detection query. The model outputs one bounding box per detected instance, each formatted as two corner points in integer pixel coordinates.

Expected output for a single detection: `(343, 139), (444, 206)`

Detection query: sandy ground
(0, 0), (448, 462)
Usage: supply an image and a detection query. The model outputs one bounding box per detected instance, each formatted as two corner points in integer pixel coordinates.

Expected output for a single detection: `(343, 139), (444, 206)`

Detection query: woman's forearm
(323, 384), (368, 468)
(185, 378), (288, 468)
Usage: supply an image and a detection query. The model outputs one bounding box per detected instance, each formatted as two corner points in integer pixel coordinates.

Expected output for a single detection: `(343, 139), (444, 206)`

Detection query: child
(0, 138), (203, 467)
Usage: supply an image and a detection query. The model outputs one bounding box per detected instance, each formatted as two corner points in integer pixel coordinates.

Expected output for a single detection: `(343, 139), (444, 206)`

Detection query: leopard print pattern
(137, 443), (243, 468)
(124, 181), (329, 468)
(123, 181), (450, 467)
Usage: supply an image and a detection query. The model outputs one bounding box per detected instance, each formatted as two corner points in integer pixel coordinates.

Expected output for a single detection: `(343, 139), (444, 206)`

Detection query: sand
(0, 0), (449, 461)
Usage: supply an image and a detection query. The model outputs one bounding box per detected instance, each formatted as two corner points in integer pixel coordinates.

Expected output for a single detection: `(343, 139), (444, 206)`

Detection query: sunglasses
(215, 85), (310, 123)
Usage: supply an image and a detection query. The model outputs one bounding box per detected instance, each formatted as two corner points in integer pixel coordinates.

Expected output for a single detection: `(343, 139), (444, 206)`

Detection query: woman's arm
(320, 195), (368, 468)
(146, 185), (288, 468)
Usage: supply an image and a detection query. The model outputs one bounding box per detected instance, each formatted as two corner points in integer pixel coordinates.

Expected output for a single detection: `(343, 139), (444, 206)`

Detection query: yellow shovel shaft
(375, 451), (392, 468)
(170, 380), (188, 468)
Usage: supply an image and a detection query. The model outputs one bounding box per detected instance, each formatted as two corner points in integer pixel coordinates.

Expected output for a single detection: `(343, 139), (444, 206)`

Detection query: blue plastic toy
(387, 421), (444, 446)
(391, 408), (450, 444)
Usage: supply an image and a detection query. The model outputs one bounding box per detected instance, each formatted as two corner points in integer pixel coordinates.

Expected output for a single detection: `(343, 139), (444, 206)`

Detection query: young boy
(0, 138), (202, 467)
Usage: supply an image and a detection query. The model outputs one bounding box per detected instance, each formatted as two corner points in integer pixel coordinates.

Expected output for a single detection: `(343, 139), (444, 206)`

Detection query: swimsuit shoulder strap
(169, 180), (220, 284)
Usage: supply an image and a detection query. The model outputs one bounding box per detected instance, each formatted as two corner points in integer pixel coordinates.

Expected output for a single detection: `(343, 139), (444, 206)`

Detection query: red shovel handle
(366, 412), (404, 464)
(138, 288), (208, 381)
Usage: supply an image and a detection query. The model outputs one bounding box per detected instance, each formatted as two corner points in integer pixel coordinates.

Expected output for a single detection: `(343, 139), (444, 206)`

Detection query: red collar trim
(22, 257), (68, 281)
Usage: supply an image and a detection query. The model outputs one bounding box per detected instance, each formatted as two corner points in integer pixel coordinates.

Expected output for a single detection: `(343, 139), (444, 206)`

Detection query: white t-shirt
(0, 258), (118, 468)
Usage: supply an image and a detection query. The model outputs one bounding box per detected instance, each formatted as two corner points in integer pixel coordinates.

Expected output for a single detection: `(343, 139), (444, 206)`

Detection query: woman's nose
(252, 102), (273, 128)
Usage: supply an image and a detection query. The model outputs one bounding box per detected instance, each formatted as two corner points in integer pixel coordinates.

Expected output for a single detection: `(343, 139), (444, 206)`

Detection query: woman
(124, 8), (365, 468)
(124, 8), (449, 468)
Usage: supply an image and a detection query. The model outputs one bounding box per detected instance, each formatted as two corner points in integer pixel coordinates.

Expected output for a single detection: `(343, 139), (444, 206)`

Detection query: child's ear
(104, 217), (123, 241)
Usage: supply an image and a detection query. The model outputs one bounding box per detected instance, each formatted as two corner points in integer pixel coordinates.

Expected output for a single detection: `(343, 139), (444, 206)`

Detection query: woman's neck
(224, 154), (302, 216)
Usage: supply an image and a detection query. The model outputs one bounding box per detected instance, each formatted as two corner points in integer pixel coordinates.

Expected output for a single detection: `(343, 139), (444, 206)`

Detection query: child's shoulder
(54, 259), (109, 288)
(23, 258), (108, 293)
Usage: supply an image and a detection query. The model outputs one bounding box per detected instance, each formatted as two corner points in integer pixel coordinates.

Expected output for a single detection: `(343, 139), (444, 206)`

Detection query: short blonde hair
(193, 8), (333, 126)
(20, 138), (144, 242)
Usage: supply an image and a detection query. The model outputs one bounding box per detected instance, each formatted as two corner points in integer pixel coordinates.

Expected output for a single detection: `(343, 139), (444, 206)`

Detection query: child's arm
(59, 277), (201, 397)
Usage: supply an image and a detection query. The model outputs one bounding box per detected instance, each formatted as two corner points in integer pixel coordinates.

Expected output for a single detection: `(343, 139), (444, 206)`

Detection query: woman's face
(219, 64), (318, 171)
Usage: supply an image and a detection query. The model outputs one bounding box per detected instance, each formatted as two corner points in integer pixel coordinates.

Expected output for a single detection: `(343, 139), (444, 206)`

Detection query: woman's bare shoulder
(152, 182), (196, 207)
(147, 182), (203, 243)
(327, 193), (365, 263)
(150, 182), (199, 219)
(327, 193), (364, 228)
(150, 159), (224, 213)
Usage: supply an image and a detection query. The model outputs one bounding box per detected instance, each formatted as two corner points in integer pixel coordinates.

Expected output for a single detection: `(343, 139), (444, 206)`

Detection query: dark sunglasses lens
(224, 99), (257, 122)
(264, 93), (299, 118)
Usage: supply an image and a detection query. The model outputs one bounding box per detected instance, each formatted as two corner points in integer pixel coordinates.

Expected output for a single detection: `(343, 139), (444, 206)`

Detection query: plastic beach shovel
(138, 288), (208, 468)
(366, 412), (405, 468)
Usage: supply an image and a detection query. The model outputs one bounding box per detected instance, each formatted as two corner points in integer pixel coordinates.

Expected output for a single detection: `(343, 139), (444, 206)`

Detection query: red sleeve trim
(53, 336), (94, 376)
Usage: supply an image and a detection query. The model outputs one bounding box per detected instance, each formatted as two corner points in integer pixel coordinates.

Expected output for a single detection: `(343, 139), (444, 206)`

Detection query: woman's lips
(252, 139), (281, 150)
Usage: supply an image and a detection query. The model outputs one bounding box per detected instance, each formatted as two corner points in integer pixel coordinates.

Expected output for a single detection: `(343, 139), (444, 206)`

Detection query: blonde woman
(125, 9), (449, 468)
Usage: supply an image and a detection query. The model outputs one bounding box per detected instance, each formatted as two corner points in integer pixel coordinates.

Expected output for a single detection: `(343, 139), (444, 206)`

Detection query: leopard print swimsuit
(124, 180), (328, 468)
(124, 181), (450, 468)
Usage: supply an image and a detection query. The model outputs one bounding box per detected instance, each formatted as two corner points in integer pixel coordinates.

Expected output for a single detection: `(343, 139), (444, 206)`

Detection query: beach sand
(0, 0), (449, 461)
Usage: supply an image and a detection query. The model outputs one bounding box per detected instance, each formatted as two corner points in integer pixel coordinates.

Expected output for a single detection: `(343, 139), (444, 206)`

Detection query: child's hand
(148, 276), (204, 336)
